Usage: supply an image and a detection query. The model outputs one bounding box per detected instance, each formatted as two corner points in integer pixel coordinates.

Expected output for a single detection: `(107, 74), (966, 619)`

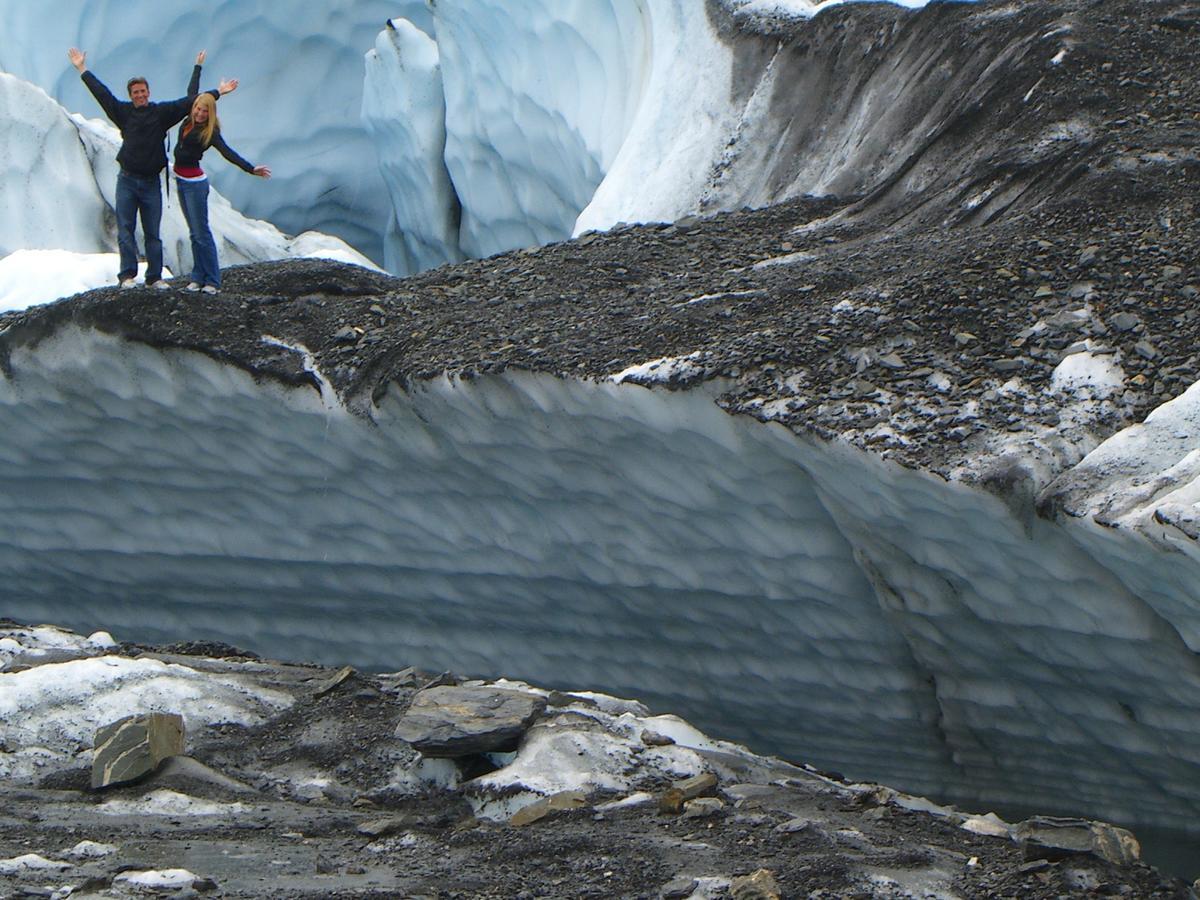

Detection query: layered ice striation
(0, 73), (372, 310)
(0, 0), (431, 264)
(1, 327), (1199, 840)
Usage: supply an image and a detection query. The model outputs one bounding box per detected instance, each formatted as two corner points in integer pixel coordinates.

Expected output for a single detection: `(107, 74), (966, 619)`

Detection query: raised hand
(68, 47), (87, 73)
(217, 78), (238, 96)
(253, 165), (272, 179)
(196, 50), (207, 66)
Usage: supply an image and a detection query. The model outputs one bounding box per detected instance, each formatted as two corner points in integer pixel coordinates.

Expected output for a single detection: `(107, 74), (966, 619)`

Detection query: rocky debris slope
(2, 0), (1197, 487)
(0, 622), (1193, 899)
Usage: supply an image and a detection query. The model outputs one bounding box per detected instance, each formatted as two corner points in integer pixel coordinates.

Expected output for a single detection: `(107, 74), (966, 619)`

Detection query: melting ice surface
(1, 326), (1199, 871)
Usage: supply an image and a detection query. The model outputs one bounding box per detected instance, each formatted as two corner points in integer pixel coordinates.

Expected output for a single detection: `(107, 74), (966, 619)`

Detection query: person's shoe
(150, 280), (172, 291)
(185, 282), (202, 292)
(119, 278), (137, 290)
(201, 285), (219, 295)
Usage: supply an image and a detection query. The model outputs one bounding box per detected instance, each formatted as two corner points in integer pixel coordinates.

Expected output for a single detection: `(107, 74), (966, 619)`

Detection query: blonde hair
(184, 93), (219, 147)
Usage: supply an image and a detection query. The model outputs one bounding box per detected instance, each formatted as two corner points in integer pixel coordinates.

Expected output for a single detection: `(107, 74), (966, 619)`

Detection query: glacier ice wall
(429, 0), (651, 260)
(361, 0), (1067, 267)
(0, 73), (372, 304)
(2, 328), (1199, 839)
(362, 21), (463, 276)
(0, 0), (431, 264)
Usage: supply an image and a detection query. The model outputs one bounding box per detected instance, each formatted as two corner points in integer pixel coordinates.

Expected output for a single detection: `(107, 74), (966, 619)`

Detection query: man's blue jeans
(177, 178), (220, 288)
(115, 171), (164, 283)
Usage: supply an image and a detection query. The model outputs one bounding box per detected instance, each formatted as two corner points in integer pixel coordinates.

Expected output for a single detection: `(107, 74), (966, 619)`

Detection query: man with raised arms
(67, 47), (237, 289)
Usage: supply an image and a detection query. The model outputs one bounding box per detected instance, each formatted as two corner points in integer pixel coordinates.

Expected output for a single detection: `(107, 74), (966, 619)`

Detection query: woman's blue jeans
(176, 178), (220, 288)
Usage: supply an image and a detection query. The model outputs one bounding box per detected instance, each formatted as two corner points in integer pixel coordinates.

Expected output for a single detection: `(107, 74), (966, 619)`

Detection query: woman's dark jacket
(173, 120), (255, 174)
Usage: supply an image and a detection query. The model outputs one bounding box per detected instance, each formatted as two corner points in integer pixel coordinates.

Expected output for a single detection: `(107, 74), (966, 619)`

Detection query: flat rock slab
(1016, 816), (1141, 866)
(394, 685), (547, 757)
(91, 712), (185, 789)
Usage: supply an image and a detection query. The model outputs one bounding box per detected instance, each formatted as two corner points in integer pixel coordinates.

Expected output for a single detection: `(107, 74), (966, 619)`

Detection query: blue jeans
(177, 178), (220, 288)
(115, 171), (163, 283)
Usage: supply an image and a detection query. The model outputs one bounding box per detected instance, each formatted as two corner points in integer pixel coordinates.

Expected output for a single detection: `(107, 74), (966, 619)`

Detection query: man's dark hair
(126, 76), (149, 95)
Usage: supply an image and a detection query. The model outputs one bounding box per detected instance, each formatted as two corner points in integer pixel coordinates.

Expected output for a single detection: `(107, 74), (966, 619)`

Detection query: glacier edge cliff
(2, 321), (1199, 841)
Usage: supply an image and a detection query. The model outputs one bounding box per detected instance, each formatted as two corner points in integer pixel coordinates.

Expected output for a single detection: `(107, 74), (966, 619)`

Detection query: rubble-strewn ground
(0, 622), (1194, 899)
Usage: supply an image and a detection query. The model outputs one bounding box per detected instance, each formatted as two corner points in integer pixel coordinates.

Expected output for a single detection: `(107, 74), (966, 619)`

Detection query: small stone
(1018, 859), (1054, 874)
(990, 358), (1026, 373)
(641, 730), (675, 747)
(660, 876), (699, 899)
(509, 790), (588, 827)
(954, 332), (976, 346)
(357, 817), (409, 838)
(878, 353), (905, 370)
(774, 817), (813, 834)
(1134, 340), (1158, 361)
(681, 797), (724, 819)
(659, 772), (719, 814)
(1034, 285), (1054, 298)
(1110, 312), (1140, 332)
(1078, 245), (1101, 266)
(313, 666), (356, 696)
(333, 325), (358, 343)
(731, 868), (782, 900)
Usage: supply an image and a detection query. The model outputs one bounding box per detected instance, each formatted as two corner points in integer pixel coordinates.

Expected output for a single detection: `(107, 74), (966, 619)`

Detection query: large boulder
(1015, 816), (1141, 866)
(394, 685), (546, 757)
(91, 712), (185, 789)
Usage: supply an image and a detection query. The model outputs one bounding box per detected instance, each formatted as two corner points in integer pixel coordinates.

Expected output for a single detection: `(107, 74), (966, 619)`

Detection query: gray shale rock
(91, 712), (185, 789)
(1016, 816), (1141, 866)
(393, 684), (547, 756)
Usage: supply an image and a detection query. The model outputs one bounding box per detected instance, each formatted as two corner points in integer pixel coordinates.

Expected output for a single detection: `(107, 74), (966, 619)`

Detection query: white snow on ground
(0, 252), (169, 313)
(114, 868), (202, 890)
(0, 651), (293, 783)
(724, 0), (933, 20)
(0, 854), (72, 875)
(391, 679), (788, 822)
(1050, 350), (1125, 397)
(66, 841), (118, 859)
(609, 352), (708, 386)
(98, 790), (247, 818)
(0, 623), (115, 668)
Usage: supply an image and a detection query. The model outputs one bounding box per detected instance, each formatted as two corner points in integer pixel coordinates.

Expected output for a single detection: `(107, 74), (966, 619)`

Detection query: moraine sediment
(0, 621), (1194, 899)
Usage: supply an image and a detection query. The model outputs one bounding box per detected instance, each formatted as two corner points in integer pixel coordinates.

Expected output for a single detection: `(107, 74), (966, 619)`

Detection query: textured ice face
(0, 0), (430, 264)
(362, 20), (463, 275)
(2, 327), (1200, 837)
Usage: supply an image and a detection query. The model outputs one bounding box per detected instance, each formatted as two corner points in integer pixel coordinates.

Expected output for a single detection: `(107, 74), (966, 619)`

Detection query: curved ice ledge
(1, 323), (1199, 840)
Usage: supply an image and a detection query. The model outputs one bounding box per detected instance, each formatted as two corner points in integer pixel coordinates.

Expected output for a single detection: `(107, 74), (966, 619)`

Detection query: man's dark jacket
(81, 65), (219, 177)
